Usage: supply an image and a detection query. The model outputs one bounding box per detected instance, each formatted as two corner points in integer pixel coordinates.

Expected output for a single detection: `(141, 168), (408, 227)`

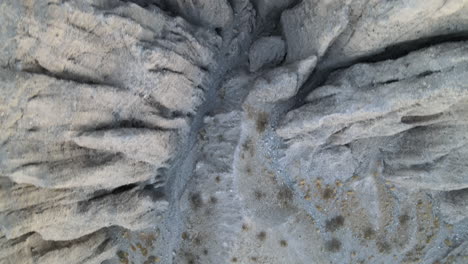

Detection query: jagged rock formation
(276, 41), (468, 263)
(1, 0), (468, 263)
(248, 36), (286, 72)
(0, 0), (222, 262)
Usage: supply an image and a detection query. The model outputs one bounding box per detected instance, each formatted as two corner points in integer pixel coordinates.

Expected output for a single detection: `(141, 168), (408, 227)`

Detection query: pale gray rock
(174, 111), (244, 264)
(279, 42), (468, 191)
(281, 0), (351, 62)
(0, 0), (219, 262)
(0, 228), (118, 264)
(1, 0), (468, 263)
(251, 0), (296, 28)
(276, 41), (468, 262)
(247, 55), (317, 104)
(0, 0), (218, 114)
(0, 178), (167, 241)
(249, 36), (286, 72)
(281, 0), (468, 67)
(438, 240), (468, 264)
(440, 189), (468, 224)
(162, 0), (234, 29)
(324, 0), (468, 67)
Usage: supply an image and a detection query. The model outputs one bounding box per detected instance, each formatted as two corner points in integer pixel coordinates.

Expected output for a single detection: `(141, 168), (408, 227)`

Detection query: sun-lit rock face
(275, 41), (468, 263)
(1, 0), (468, 263)
(0, 0), (220, 262)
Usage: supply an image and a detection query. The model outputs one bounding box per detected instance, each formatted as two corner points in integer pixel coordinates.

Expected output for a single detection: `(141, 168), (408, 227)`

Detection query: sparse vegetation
(136, 243), (148, 256)
(242, 139), (255, 156)
(325, 238), (342, 252)
(363, 227), (376, 240)
(325, 215), (345, 232)
(246, 165), (253, 175)
(399, 214), (410, 225)
(190, 192), (203, 210)
(377, 239), (391, 253)
(144, 255), (160, 264)
(210, 196), (218, 204)
(256, 112), (268, 133)
(257, 231), (267, 241)
(280, 240), (288, 247)
(254, 190), (264, 200)
(277, 185), (293, 205)
(117, 250), (129, 264)
(322, 185), (335, 200)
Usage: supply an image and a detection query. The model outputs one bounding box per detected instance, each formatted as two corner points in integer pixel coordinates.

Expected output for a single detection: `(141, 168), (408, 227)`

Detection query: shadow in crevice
(292, 31), (468, 110)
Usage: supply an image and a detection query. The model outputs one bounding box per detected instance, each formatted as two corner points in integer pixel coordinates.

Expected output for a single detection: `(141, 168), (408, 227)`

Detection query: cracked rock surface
(1, 0), (468, 263)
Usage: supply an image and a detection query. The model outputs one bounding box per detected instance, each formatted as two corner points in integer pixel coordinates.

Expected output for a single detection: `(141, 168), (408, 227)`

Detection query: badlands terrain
(1, 0), (468, 263)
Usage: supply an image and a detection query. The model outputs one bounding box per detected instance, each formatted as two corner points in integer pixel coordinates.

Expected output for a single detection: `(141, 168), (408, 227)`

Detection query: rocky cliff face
(1, 0), (468, 263)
